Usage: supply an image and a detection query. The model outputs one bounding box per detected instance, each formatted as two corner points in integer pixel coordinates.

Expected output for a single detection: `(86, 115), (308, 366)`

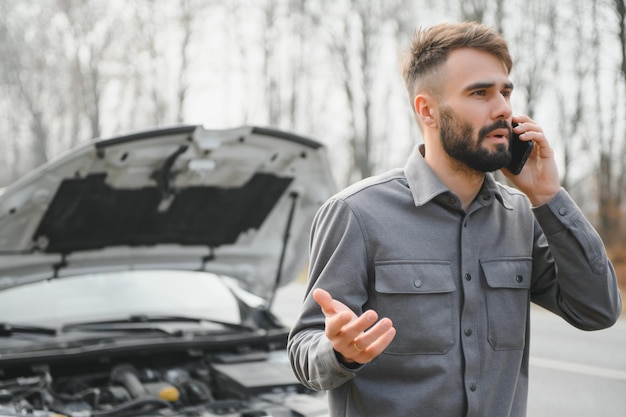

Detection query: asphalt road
(526, 306), (626, 417)
(274, 281), (626, 417)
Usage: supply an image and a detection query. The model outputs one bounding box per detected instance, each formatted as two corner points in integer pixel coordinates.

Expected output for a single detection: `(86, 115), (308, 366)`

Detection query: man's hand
(502, 115), (561, 206)
(312, 288), (396, 364)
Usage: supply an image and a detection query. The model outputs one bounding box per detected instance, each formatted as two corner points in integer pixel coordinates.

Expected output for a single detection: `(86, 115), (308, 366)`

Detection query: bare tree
(176, 0), (204, 124)
(260, 0), (282, 126)
(313, 0), (416, 184)
(509, 1), (558, 120)
(281, 0), (323, 132)
(0, 1), (58, 177)
(286, 0), (310, 131)
(601, 0), (626, 243)
(493, 0), (505, 33)
(551, 0), (592, 192)
(56, 0), (120, 141)
(135, 1), (169, 126)
(459, 0), (489, 23)
(614, 0), (626, 243)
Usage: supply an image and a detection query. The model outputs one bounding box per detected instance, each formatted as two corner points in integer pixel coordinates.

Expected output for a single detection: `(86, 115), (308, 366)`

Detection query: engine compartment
(0, 347), (327, 417)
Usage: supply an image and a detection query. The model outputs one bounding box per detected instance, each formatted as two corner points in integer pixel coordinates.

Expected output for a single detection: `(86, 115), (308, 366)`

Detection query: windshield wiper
(0, 322), (58, 337)
(61, 314), (255, 334)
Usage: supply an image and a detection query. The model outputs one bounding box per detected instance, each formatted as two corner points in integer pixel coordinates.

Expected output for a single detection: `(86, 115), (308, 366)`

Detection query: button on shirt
(288, 146), (622, 417)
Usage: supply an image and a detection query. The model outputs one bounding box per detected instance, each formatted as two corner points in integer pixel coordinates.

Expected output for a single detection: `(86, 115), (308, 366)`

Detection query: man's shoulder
(493, 180), (533, 210)
(495, 181), (525, 197)
(334, 168), (406, 201)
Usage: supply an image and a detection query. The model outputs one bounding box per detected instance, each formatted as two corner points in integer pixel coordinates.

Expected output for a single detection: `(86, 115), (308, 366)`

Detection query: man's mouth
(484, 128), (510, 144)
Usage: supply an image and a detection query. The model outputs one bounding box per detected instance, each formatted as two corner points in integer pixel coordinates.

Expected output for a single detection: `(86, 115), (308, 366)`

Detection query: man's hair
(402, 21), (512, 101)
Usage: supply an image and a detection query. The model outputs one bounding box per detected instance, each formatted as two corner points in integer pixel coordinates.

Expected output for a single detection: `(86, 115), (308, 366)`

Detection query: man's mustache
(478, 120), (512, 142)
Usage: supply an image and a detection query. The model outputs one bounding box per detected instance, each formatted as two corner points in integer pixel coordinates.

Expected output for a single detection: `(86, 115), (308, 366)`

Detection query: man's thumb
(312, 288), (336, 316)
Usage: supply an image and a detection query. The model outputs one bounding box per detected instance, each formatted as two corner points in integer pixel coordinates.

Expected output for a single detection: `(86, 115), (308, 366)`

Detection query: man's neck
(423, 147), (485, 211)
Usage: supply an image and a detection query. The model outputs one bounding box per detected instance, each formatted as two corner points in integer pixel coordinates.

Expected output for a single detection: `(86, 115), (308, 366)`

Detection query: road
(527, 306), (626, 417)
(274, 281), (626, 417)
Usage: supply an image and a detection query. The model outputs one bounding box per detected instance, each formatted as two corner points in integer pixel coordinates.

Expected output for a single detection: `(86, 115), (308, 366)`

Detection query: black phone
(506, 123), (533, 175)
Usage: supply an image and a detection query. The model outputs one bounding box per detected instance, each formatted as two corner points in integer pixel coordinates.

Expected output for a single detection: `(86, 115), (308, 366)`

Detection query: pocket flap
(481, 258), (532, 289)
(375, 261), (456, 294)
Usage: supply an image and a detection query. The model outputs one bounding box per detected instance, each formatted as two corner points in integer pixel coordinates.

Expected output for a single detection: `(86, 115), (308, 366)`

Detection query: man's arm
(287, 198), (394, 391)
(530, 189), (622, 328)
(503, 115), (621, 326)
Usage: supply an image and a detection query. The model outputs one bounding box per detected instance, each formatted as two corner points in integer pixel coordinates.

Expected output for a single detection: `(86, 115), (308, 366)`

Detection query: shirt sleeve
(287, 197), (369, 391)
(530, 188), (622, 329)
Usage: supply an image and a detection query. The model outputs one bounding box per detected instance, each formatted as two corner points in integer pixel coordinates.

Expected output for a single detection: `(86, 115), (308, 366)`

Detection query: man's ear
(414, 94), (438, 129)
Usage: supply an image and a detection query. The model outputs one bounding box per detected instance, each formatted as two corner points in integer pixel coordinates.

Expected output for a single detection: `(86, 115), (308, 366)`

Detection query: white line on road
(530, 356), (626, 381)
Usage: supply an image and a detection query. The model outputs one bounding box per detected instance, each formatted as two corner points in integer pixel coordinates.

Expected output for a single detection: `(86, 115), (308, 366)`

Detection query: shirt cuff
(334, 349), (364, 370)
(532, 188), (580, 235)
(318, 337), (361, 379)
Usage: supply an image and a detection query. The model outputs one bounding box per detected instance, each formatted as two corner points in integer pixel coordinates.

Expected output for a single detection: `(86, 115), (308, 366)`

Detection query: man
(287, 21), (622, 417)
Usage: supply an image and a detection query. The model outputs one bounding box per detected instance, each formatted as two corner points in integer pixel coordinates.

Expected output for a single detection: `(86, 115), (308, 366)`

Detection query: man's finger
(312, 288), (337, 316)
(352, 317), (395, 352)
(358, 326), (397, 361)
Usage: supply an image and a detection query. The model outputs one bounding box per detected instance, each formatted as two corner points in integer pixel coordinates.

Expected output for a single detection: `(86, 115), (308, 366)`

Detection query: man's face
(436, 48), (514, 173)
(439, 105), (511, 173)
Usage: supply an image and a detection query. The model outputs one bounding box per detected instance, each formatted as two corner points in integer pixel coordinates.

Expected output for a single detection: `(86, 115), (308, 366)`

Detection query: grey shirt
(287, 146), (622, 417)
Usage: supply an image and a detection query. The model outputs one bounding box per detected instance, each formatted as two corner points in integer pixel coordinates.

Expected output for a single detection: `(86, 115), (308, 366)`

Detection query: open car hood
(0, 125), (336, 300)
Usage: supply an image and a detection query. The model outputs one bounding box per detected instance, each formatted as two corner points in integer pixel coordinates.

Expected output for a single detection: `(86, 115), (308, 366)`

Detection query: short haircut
(402, 22), (512, 101)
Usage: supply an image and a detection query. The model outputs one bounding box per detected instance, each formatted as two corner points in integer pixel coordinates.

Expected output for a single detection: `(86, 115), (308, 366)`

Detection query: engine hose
(110, 365), (146, 399)
(90, 396), (172, 417)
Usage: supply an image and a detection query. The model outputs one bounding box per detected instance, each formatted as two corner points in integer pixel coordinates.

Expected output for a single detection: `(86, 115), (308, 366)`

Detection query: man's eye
(471, 90), (486, 96)
(502, 90), (512, 98)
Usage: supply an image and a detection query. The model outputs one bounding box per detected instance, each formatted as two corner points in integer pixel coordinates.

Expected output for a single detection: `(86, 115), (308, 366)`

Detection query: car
(0, 125), (336, 417)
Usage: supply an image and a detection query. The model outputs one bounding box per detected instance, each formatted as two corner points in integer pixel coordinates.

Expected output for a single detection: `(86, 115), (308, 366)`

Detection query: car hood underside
(0, 125), (336, 301)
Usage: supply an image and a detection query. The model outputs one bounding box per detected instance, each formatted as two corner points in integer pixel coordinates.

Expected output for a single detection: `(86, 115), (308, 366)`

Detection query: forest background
(1, 0), (625, 304)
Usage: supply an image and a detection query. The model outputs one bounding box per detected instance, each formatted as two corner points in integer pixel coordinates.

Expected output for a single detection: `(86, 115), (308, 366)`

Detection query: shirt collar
(404, 144), (513, 210)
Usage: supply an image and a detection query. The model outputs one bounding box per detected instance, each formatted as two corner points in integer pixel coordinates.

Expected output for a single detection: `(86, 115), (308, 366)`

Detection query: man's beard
(439, 107), (511, 173)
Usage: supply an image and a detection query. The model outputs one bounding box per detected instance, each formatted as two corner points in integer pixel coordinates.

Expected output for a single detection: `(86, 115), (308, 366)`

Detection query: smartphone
(506, 123), (533, 175)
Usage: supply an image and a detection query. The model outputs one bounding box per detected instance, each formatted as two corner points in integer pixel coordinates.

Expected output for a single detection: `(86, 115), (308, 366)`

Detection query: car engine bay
(0, 347), (327, 417)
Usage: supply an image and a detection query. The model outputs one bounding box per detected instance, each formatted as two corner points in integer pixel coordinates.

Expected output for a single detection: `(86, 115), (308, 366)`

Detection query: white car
(0, 125), (335, 417)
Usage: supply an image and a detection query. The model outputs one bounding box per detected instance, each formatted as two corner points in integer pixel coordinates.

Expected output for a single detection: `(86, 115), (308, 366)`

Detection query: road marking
(531, 356), (626, 381)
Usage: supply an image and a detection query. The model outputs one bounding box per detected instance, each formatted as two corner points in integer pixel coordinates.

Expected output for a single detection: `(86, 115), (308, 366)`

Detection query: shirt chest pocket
(374, 261), (456, 355)
(481, 258), (532, 350)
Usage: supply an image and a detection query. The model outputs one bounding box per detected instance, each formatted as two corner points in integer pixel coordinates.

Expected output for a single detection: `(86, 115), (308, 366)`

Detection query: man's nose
(492, 94), (512, 120)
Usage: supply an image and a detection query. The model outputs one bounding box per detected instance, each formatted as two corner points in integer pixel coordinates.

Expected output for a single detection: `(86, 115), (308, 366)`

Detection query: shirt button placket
(460, 215), (480, 416)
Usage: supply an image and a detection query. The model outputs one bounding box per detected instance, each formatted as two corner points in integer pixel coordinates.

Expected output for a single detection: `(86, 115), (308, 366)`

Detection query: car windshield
(0, 270), (242, 328)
